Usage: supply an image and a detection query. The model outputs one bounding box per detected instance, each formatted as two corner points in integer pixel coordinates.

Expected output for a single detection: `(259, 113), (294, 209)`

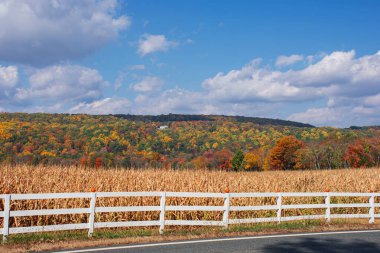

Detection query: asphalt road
(54, 230), (380, 253)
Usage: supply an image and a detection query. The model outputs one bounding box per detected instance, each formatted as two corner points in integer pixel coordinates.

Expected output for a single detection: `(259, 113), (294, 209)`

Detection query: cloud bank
(1, 49), (380, 127)
(0, 0), (130, 65)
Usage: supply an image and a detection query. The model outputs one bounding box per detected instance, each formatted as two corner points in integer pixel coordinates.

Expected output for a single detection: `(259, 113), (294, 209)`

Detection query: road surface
(53, 230), (380, 253)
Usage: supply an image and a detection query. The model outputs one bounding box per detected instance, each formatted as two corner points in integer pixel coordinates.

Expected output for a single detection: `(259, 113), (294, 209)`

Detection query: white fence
(1, 191), (379, 242)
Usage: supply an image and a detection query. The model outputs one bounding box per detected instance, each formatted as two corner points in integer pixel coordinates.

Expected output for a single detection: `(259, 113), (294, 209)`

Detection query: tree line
(0, 113), (379, 170)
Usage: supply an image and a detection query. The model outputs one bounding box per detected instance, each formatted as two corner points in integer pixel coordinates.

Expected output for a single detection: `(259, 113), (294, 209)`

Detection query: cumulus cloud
(138, 34), (177, 56)
(288, 105), (380, 127)
(364, 93), (380, 107)
(206, 50), (380, 103)
(283, 50), (380, 126)
(63, 50), (380, 126)
(130, 88), (284, 118)
(202, 59), (320, 103)
(0, 65), (18, 88)
(132, 88), (207, 114)
(0, 0), (130, 65)
(288, 107), (344, 126)
(0, 65), (18, 105)
(112, 49), (380, 127)
(69, 97), (131, 114)
(130, 76), (164, 93)
(15, 65), (105, 104)
(2, 49), (380, 127)
(276, 54), (304, 67)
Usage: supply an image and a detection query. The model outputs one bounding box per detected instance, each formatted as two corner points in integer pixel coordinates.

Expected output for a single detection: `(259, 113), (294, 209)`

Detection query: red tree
(95, 157), (102, 169)
(344, 139), (377, 168)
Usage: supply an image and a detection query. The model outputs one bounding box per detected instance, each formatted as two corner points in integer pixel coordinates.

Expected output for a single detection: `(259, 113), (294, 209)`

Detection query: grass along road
(2, 220), (380, 252)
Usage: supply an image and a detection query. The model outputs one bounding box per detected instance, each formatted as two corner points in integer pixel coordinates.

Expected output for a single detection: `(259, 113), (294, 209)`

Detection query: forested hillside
(0, 113), (379, 170)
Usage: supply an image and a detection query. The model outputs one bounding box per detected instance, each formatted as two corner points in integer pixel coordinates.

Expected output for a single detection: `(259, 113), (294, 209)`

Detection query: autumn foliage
(0, 113), (380, 171)
(344, 138), (380, 168)
(270, 136), (304, 170)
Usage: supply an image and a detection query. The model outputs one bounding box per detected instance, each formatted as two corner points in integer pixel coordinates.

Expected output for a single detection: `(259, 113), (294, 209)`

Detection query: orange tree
(270, 136), (304, 170)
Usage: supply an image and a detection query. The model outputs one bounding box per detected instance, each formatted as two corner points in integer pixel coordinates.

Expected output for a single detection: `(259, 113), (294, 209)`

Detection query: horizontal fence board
(281, 215), (325, 221)
(329, 193), (373, 197)
(330, 203), (370, 208)
(95, 221), (160, 228)
(230, 193), (278, 198)
(166, 192), (225, 198)
(165, 220), (225, 226)
(166, 206), (224, 211)
(330, 214), (371, 219)
(229, 205), (278, 211)
(282, 204), (326, 209)
(0, 194), (5, 199)
(11, 192), (91, 200)
(96, 192), (162, 198)
(281, 192), (327, 197)
(11, 208), (90, 217)
(9, 223), (88, 234)
(95, 206), (160, 213)
(229, 217), (277, 224)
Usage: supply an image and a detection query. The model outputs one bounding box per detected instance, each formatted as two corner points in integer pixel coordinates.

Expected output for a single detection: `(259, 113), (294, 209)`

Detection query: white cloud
(288, 105), (380, 127)
(284, 50), (380, 126)
(128, 64), (145, 70)
(0, 65), (18, 104)
(15, 65), (105, 104)
(103, 49), (380, 127)
(205, 50), (380, 101)
(131, 76), (164, 92)
(202, 59), (320, 103)
(69, 97), (131, 114)
(288, 107), (343, 126)
(2, 49), (380, 127)
(132, 88), (206, 114)
(290, 50), (356, 87)
(131, 88), (283, 118)
(0, 0), (130, 65)
(138, 34), (177, 56)
(276, 54), (304, 67)
(364, 93), (380, 106)
(0, 65), (18, 88)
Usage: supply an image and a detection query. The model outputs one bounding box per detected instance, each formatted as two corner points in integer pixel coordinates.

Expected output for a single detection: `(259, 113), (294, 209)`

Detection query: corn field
(1, 165), (380, 228)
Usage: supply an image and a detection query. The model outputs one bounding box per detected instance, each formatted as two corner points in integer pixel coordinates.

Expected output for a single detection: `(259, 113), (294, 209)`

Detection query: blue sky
(0, 0), (380, 127)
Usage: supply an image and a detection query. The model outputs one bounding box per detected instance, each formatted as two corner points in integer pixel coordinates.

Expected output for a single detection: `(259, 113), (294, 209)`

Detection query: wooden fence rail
(1, 191), (379, 242)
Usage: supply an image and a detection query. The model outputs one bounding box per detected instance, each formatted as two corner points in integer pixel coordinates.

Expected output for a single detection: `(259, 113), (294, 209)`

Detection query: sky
(0, 0), (380, 127)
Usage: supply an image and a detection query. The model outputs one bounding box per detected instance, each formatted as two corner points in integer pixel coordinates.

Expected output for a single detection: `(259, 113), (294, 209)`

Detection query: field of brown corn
(1, 165), (380, 228)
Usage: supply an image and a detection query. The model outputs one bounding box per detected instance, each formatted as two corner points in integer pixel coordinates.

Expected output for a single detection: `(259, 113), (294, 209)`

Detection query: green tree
(232, 150), (244, 171)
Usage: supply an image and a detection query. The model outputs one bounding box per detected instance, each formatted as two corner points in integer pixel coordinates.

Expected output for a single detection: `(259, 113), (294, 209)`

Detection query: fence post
(88, 191), (97, 237)
(277, 193), (282, 223)
(325, 192), (331, 223)
(159, 192), (166, 234)
(223, 192), (230, 229)
(369, 193), (375, 224)
(2, 194), (10, 243)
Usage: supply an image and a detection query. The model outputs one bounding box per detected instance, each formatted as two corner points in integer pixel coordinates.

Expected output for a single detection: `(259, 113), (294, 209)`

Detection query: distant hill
(111, 114), (315, 128)
(0, 112), (379, 170)
(349, 125), (380, 130)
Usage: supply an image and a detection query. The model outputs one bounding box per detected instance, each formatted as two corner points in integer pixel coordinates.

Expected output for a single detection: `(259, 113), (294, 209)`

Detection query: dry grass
(1, 165), (380, 227)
